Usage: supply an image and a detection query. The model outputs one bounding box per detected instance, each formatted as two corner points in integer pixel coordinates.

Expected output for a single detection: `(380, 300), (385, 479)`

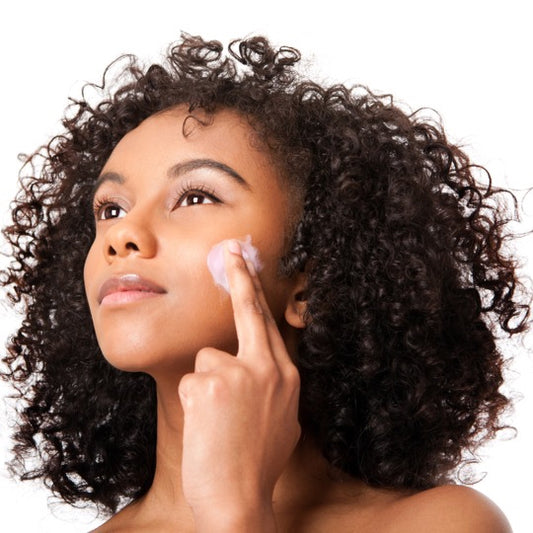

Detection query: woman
(2, 34), (528, 531)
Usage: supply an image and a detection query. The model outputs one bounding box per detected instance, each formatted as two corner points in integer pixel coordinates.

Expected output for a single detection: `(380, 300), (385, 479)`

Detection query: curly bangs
(1, 33), (529, 514)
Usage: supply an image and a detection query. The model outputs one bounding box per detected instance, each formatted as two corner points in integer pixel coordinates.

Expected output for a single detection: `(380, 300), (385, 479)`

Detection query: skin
(84, 106), (511, 532)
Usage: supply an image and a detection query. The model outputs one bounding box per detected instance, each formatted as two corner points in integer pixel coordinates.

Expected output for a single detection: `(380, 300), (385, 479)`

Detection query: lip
(98, 273), (166, 305)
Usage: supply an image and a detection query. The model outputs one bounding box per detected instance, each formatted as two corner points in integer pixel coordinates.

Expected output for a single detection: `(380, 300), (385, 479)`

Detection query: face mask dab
(207, 235), (262, 293)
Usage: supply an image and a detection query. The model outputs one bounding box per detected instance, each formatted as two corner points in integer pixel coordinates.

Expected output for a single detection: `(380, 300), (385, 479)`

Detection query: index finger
(224, 240), (272, 358)
(244, 256), (295, 365)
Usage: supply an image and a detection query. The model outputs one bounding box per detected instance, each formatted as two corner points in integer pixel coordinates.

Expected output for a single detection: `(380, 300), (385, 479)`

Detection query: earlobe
(284, 272), (307, 329)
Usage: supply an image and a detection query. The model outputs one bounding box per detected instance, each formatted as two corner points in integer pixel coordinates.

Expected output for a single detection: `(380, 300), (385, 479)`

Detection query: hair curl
(2, 34), (529, 514)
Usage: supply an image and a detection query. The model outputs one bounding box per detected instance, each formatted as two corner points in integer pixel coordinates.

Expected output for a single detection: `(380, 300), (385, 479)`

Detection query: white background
(1, 1), (531, 531)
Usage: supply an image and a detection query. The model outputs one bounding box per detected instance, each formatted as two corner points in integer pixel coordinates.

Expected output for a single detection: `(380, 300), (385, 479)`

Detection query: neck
(127, 375), (195, 529)
(128, 330), (362, 529)
(152, 378), (188, 501)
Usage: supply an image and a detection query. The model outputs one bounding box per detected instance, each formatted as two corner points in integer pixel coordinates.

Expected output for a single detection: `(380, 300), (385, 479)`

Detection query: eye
(178, 192), (215, 207)
(174, 184), (220, 209)
(93, 200), (127, 221)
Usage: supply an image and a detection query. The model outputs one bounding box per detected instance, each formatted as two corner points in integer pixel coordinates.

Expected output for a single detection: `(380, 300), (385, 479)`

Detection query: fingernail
(227, 239), (241, 256)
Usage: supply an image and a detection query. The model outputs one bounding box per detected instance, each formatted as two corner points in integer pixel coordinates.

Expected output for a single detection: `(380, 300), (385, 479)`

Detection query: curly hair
(1, 34), (529, 514)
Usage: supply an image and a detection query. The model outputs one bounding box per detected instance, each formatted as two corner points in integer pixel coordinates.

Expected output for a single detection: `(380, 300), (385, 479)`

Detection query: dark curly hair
(2, 34), (529, 514)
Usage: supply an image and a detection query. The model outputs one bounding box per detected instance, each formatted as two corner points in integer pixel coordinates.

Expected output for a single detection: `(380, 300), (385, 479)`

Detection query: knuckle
(196, 346), (214, 358)
(178, 373), (195, 397)
(256, 360), (282, 386)
(205, 373), (226, 398)
(228, 363), (249, 384)
(195, 346), (216, 365)
(239, 295), (263, 315)
(264, 311), (275, 324)
(285, 365), (301, 390)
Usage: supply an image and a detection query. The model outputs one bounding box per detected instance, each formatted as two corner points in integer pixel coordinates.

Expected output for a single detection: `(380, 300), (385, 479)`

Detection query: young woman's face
(83, 106), (299, 376)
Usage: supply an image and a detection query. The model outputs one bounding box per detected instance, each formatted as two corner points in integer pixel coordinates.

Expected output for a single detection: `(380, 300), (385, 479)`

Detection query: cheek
(206, 235), (263, 293)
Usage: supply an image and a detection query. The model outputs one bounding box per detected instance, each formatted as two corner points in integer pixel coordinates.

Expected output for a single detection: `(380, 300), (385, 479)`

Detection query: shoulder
(382, 485), (511, 533)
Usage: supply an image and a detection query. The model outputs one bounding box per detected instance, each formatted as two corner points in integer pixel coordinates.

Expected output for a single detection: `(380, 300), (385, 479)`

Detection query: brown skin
(84, 107), (511, 532)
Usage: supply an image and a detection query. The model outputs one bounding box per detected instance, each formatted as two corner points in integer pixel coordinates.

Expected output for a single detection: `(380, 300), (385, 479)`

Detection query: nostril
(106, 241), (142, 258)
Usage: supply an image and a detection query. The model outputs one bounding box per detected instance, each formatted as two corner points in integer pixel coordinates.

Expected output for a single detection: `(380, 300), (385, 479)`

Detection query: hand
(178, 240), (301, 532)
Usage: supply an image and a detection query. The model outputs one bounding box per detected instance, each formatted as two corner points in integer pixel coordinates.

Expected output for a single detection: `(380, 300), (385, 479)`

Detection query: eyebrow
(92, 158), (250, 198)
(91, 172), (124, 198)
(168, 158), (250, 189)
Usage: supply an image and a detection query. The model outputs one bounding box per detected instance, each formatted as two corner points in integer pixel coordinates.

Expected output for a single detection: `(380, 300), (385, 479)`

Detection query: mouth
(98, 273), (166, 306)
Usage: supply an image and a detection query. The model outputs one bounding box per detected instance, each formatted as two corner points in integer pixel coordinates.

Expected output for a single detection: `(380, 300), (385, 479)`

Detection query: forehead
(102, 106), (279, 184)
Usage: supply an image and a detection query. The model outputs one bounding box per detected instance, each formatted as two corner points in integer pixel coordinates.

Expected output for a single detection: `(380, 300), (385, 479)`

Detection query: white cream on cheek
(207, 235), (263, 293)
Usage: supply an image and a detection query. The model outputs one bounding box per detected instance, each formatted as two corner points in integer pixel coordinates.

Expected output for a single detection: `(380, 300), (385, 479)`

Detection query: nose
(103, 216), (157, 262)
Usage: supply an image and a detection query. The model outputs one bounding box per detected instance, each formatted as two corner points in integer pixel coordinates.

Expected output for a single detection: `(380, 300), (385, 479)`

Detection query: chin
(100, 344), (196, 376)
(92, 308), (239, 376)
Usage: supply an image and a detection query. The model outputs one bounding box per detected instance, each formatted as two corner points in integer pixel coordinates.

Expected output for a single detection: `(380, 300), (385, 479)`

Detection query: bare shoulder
(89, 502), (143, 533)
(89, 514), (124, 533)
(382, 485), (511, 533)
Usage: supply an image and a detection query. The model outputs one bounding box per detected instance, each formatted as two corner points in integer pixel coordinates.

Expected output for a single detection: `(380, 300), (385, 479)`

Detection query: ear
(284, 271), (307, 329)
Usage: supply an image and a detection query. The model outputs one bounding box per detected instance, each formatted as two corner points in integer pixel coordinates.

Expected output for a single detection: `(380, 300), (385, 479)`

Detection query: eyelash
(92, 182), (221, 220)
(172, 181), (221, 208)
(92, 195), (124, 221)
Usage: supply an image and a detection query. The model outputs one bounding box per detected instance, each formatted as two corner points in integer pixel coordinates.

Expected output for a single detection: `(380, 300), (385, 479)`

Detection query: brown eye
(96, 203), (127, 220)
(178, 192), (215, 207)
